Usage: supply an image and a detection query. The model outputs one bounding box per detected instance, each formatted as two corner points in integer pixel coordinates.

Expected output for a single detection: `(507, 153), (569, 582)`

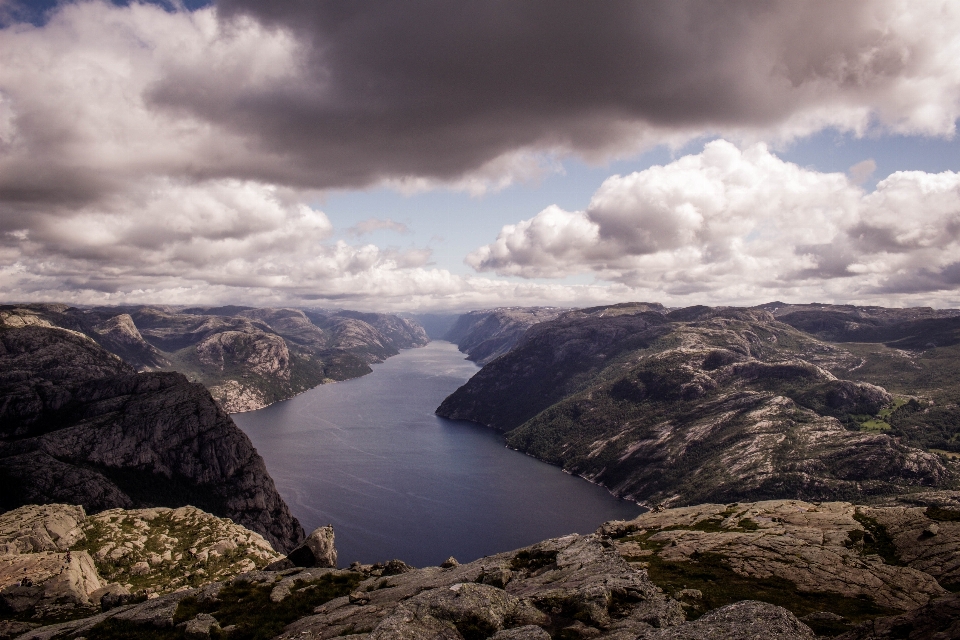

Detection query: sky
(1, 1), (960, 312)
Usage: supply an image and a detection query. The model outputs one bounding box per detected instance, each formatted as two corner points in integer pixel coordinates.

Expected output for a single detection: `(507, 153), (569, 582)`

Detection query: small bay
(232, 341), (642, 568)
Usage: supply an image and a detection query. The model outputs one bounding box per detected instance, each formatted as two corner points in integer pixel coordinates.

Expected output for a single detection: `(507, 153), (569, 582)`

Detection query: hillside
(0, 304), (428, 413)
(0, 324), (303, 552)
(437, 303), (959, 507)
(444, 307), (567, 365)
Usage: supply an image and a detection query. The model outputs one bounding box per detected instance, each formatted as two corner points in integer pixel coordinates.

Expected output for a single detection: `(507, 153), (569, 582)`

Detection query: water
(232, 341), (642, 567)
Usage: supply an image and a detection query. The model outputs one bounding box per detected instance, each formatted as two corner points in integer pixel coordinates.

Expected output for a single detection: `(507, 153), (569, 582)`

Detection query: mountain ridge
(437, 303), (959, 508)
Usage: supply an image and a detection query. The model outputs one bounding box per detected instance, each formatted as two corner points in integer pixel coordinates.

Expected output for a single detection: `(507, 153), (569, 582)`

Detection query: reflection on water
(233, 341), (642, 567)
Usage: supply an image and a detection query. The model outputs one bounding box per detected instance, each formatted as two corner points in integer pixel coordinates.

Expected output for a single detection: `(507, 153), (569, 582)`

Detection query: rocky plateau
(5, 494), (960, 640)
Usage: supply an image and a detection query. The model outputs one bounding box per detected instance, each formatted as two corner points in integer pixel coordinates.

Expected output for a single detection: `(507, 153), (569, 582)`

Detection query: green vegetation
(857, 418), (892, 432)
(615, 527), (895, 637)
(83, 573), (362, 640)
(70, 510), (277, 594)
(834, 342), (960, 452)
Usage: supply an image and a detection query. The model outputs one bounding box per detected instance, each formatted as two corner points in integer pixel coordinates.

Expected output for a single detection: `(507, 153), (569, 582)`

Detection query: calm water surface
(232, 341), (642, 567)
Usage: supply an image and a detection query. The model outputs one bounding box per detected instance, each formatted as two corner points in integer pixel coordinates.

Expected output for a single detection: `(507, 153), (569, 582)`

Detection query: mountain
(0, 324), (304, 552)
(408, 312), (461, 340)
(437, 304), (957, 507)
(444, 306), (568, 365)
(762, 302), (960, 349)
(0, 304), (429, 413)
(760, 302), (960, 455)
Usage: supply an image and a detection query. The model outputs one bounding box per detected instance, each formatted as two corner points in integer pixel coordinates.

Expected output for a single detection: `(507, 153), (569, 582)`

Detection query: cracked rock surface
(601, 498), (960, 634)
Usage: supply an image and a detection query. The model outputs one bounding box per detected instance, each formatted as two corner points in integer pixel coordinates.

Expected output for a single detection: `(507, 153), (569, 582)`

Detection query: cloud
(468, 140), (960, 304)
(849, 159), (877, 184)
(1, 0), (959, 203)
(347, 218), (410, 237)
(0, 173), (633, 311)
(2, 1), (960, 310)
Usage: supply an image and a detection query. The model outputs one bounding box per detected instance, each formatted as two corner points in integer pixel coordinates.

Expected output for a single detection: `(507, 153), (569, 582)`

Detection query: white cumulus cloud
(469, 140), (960, 306)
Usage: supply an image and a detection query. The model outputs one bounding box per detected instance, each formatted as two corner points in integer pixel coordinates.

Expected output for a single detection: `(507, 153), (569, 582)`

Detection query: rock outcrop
(11, 508), (960, 640)
(600, 498), (960, 635)
(287, 526), (338, 569)
(15, 531), (821, 640)
(89, 313), (169, 370)
(0, 326), (304, 552)
(437, 304), (953, 507)
(645, 601), (815, 640)
(0, 503), (285, 633)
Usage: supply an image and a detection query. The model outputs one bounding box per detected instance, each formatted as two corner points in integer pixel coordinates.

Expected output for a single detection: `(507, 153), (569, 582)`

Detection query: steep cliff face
(89, 314), (169, 370)
(0, 326), (304, 552)
(437, 305), (955, 507)
(444, 306), (567, 365)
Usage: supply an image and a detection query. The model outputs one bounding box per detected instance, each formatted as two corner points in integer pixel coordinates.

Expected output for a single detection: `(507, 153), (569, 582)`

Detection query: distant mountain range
(0, 304), (428, 413)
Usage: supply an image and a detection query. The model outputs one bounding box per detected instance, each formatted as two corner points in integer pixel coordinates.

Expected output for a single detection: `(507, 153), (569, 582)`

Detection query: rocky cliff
(0, 304), (429, 414)
(444, 307), (567, 365)
(0, 503), (284, 637)
(437, 304), (957, 507)
(0, 325), (303, 552)
(9, 494), (960, 640)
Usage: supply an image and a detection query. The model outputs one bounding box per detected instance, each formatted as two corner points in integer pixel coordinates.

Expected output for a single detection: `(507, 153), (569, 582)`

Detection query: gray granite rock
(837, 592), (960, 639)
(289, 526), (338, 568)
(644, 600), (815, 639)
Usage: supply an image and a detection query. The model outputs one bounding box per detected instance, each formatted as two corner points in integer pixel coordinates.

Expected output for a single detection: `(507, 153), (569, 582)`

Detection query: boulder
(645, 601), (815, 639)
(0, 504), (86, 554)
(0, 550), (103, 615)
(287, 525), (337, 568)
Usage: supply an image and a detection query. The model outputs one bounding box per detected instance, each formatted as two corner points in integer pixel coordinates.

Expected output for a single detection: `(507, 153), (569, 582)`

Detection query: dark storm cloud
(141, 0), (934, 189)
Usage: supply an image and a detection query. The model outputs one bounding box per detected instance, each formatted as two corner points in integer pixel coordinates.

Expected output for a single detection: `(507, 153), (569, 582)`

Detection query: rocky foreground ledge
(3, 496), (960, 640)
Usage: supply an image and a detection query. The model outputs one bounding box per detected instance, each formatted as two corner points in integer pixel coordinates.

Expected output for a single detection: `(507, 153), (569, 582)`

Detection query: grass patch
(642, 550), (896, 636)
(510, 549), (558, 572)
(83, 573), (361, 640)
(877, 398), (908, 420)
(857, 418), (892, 432)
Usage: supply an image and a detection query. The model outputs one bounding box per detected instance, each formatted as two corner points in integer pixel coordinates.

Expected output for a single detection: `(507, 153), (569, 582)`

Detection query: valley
(2, 300), (960, 639)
